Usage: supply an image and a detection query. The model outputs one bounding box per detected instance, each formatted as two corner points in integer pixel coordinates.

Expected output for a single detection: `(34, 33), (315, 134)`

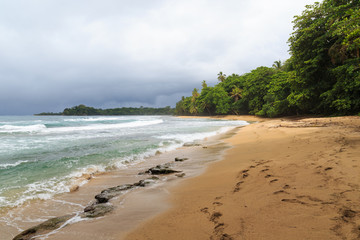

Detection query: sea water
(0, 115), (248, 209)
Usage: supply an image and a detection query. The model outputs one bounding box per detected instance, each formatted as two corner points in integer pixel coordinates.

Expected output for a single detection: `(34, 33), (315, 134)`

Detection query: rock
(175, 157), (189, 162)
(175, 173), (186, 178)
(183, 142), (201, 147)
(134, 176), (159, 187)
(13, 214), (75, 240)
(13, 176), (161, 240)
(82, 203), (114, 218)
(145, 163), (181, 175)
(95, 184), (134, 203)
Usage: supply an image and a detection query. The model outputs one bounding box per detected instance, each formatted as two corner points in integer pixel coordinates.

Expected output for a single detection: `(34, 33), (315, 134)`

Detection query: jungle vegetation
(175, 0), (359, 117)
(36, 105), (174, 116)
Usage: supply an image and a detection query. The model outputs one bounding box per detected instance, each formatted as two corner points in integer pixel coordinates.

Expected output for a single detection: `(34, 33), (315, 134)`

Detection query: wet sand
(4, 122), (238, 240)
(7, 115), (360, 240)
(125, 116), (360, 240)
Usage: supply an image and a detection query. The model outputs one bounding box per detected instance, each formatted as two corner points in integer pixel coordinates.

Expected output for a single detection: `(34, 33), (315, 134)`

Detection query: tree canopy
(175, 0), (359, 117)
(37, 105), (174, 116)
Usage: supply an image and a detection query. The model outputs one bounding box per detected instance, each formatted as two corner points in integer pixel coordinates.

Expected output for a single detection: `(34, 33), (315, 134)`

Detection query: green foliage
(174, 0), (360, 117)
(39, 105), (175, 116)
(257, 71), (294, 117)
(241, 67), (276, 114)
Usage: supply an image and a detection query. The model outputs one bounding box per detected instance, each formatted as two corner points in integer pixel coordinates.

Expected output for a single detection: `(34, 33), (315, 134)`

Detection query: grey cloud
(0, 0), (315, 115)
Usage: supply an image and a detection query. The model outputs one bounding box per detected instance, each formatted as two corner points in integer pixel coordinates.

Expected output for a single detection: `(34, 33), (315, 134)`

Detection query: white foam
(64, 117), (125, 122)
(157, 126), (238, 143)
(0, 160), (30, 169)
(0, 124), (46, 133)
(43, 119), (164, 134)
(35, 213), (87, 240)
(0, 117), (249, 209)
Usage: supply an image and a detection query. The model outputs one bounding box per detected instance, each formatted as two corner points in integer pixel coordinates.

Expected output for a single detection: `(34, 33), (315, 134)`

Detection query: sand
(10, 123), (234, 240)
(9, 115), (360, 240)
(125, 116), (360, 240)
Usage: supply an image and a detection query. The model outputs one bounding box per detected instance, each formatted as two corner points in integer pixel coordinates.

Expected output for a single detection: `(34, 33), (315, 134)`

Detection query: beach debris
(13, 214), (75, 240)
(175, 157), (189, 162)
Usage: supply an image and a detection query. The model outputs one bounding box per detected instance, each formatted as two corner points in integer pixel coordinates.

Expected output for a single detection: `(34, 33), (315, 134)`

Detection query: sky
(0, 0), (315, 115)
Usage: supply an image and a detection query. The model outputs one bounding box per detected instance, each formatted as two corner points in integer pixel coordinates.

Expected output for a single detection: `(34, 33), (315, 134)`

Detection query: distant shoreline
(35, 104), (174, 116)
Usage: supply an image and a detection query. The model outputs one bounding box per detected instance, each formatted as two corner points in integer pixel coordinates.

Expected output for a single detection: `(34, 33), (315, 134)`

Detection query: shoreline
(8, 120), (241, 240)
(8, 115), (360, 239)
(125, 115), (360, 239)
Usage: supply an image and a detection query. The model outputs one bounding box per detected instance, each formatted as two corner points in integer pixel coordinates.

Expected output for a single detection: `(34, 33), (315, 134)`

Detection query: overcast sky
(0, 0), (315, 115)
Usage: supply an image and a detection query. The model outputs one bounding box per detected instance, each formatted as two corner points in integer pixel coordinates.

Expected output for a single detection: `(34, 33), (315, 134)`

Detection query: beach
(8, 115), (360, 239)
(2, 116), (245, 240)
(125, 116), (360, 240)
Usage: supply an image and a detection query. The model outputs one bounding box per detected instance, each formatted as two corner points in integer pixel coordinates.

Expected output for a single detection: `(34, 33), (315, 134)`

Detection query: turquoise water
(0, 116), (248, 208)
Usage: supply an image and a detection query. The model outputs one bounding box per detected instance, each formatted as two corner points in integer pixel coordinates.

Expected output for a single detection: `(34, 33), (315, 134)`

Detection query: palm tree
(217, 71), (226, 82)
(190, 88), (200, 115)
(202, 80), (208, 88)
(230, 86), (243, 102)
(272, 60), (282, 70)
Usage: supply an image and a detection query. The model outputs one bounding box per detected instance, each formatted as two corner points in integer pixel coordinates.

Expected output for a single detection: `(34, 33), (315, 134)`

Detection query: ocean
(0, 115), (248, 210)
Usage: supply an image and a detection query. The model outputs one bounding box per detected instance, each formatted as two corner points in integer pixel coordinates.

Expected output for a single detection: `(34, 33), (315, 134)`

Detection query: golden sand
(125, 116), (360, 240)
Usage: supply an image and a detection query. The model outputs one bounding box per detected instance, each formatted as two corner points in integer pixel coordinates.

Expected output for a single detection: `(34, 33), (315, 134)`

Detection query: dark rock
(95, 184), (134, 203)
(13, 214), (74, 240)
(146, 163), (181, 175)
(183, 142), (201, 147)
(82, 203), (114, 218)
(95, 192), (116, 203)
(175, 173), (186, 178)
(102, 184), (133, 193)
(134, 177), (158, 187)
(13, 176), (161, 240)
(175, 157), (189, 162)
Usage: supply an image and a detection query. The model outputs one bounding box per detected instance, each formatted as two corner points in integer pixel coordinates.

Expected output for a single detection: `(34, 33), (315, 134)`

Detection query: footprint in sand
(273, 190), (289, 195)
(283, 184), (291, 189)
(210, 212), (223, 223)
(213, 201), (223, 206)
(281, 198), (307, 205)
(237, 169), (250, 179)
(233, 181), (244, 193)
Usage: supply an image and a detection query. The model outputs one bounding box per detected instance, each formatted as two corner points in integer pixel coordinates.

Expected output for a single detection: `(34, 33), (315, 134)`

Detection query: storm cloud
(0, 0), (315, 114)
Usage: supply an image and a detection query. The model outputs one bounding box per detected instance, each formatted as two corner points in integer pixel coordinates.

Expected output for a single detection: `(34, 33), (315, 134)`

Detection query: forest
(36, 105), (174, 116)
(175, 0), (359, 117)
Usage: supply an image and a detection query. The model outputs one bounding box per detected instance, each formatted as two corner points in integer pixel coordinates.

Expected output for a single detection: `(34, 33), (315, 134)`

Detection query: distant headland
(35, 104), (174, 116)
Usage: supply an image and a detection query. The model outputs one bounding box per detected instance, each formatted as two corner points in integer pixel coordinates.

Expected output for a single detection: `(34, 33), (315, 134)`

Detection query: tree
(217, 71), (226, 82)
(242, 67), (276, 114)
(230, 87), (243, 102)
(258, 71), (294, 117)
(288, 0), (360, 115)
(272, 60), (283, 70)
(189, 88), (200, 115)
